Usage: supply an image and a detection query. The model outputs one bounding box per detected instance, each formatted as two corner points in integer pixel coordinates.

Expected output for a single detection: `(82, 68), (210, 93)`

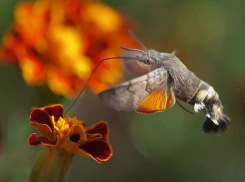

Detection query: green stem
(29, 147), (73, 182)
(29, 147), (51, 182)
(57, 154), (74, 182)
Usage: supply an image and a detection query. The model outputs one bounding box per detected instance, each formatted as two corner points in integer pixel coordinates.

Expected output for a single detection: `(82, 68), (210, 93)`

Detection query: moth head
(134, 49), (160, 66)
(134, 54), (151, 65)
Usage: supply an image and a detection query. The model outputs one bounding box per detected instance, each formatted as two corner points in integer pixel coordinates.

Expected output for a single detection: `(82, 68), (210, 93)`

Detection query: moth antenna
(128, 30), (148, 51)
(176, 100), (194, 115)
(65, 56), (135, 114)
(121, 46), (146, 54)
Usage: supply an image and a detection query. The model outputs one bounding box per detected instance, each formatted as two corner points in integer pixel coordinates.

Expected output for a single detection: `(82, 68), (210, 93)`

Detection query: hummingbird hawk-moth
(98, 44), (230, 133)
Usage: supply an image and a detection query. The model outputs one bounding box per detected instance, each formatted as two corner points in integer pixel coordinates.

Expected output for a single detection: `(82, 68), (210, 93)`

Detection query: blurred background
(0, 0), (245, 181)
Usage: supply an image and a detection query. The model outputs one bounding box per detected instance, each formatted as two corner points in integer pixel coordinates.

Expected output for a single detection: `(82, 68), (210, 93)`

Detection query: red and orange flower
(28, 104), (112, 163)
(0, 0), (137, 96)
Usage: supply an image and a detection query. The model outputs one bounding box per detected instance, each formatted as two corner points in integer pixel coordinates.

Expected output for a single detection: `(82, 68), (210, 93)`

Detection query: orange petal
(86, 133), (102, 141)
(59, 125), (86, 152)
(31, 122), (56, 141)
(19, 55), (46, 86)
(72, 146), (94, 160)
(85, 121), (109, 142)
(70, 125), (86, 141)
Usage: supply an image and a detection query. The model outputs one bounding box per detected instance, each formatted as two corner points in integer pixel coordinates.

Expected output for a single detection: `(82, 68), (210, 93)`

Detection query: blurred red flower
(0, 0), (137, 96)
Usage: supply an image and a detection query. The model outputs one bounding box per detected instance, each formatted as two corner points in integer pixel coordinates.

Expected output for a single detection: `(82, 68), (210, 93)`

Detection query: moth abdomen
(193, 81), (230, 133)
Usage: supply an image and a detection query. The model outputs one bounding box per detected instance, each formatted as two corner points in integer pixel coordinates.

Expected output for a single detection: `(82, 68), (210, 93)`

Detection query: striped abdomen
(161, 54), (230, 132)
(192, 81), (230, 132)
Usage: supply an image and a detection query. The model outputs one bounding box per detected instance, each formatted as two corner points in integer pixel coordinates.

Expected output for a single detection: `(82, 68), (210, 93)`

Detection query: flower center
(53, 116), (70, 140)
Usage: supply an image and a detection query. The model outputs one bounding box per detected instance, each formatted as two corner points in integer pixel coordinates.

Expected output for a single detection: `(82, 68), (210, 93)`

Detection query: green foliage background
(0, 0), (245, 181)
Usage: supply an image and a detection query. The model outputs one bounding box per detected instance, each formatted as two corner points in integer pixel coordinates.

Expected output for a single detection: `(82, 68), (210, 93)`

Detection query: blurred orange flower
(0, 0), (137, 96)
(28, 104), (112, 163)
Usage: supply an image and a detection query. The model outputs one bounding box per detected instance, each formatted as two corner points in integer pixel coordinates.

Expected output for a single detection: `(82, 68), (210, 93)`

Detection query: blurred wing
(98, 67), (176, 114)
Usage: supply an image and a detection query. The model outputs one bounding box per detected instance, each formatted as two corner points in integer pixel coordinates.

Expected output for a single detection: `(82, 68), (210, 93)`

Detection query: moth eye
(144, 59), (150, 65)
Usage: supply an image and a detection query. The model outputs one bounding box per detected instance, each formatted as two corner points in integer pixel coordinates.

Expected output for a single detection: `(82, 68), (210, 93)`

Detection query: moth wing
(136, 87), (176, 114)
(98, 67), (176, 113)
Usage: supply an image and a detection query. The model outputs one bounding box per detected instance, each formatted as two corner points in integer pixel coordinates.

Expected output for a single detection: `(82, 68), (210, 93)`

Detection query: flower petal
(28, 133), (48, 146)
(30, 122), (56, 141)
(30, 108), (54, 131)
(41, 137), (58, 146)
(79, 140), (112, 163)
(60, 125), (86, 152)
(19, 54), (46, 85)
(86, 133), (102, 141)
(85, 121), (109, 141)
(71, 147), (94, 159)
(43, 104), (64, 122)
(70, 125), (86, 142)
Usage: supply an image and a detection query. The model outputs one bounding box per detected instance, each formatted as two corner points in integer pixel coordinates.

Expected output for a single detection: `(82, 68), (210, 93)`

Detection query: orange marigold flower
(0, 0), (137, 97)
(28, 104), (112, 163)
